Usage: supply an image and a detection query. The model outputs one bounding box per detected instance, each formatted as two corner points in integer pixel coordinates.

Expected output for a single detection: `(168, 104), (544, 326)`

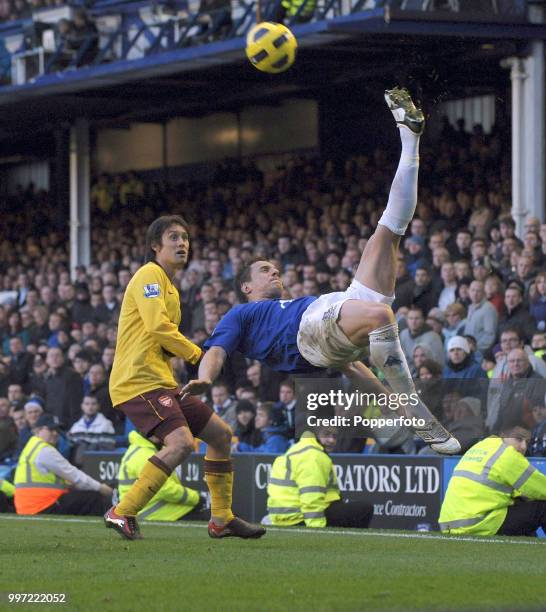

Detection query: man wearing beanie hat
(443, 336), (487, 398)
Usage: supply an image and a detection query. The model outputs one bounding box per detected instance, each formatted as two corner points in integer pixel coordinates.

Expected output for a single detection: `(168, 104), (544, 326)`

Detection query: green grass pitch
(1, 515), (546, 612)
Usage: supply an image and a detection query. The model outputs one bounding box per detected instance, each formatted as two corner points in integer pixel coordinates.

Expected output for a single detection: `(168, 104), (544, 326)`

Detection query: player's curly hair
(145, 215), (190, 263)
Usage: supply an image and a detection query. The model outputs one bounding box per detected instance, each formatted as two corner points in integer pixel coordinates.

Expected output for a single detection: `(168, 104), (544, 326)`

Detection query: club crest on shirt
(322, 305), (336, 321)
(144, 283), (160, 298)
(158, 395), (173, 407)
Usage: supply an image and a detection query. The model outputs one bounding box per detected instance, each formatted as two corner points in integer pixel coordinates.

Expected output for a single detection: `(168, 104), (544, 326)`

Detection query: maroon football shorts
(117, 387), (214, 441)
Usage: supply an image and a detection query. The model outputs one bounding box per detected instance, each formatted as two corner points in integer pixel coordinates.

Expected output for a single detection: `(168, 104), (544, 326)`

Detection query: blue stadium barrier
(82, 450), (546, 534)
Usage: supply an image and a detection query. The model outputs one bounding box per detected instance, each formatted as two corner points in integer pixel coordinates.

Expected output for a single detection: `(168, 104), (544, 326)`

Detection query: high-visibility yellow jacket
(14, 436), (68, 515)
(439, 436), (546, 535)
(118, 431), (199, 521)
(281, 0), (316, 18)
(0, 478), (14, 498)
(109, 262), (202, 406)
(267, 432), (340, 528)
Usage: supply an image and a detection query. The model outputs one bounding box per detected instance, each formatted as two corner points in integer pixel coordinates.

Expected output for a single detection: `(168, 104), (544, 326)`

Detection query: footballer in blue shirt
(183, 88), (460, 454)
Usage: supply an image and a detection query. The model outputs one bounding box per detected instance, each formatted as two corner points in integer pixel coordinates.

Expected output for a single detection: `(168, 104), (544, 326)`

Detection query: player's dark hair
(235, 256), (267, 303)
(145, 215), (190, 263)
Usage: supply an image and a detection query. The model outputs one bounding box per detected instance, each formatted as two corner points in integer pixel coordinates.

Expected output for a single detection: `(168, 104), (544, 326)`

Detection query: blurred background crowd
(1, 117), (546, 475)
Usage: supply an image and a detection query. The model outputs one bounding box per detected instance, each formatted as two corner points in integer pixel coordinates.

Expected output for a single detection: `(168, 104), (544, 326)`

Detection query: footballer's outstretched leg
(199, 415), (266, 539)
(105, 426), (195, 540)
(338, 88), (460, 455)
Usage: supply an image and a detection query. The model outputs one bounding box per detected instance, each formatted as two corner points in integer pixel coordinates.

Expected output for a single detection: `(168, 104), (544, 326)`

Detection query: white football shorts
(296, 279), (394, 368)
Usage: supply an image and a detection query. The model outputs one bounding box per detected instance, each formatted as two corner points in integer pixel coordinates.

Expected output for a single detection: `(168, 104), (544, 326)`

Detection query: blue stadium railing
(0, 0), (534, 86)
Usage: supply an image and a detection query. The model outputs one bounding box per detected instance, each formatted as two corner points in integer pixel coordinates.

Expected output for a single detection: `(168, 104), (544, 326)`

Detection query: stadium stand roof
(1, 2), (545, 143)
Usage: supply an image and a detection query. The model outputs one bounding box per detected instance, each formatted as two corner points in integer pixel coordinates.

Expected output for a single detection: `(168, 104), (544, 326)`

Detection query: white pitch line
(0, 514), (544, 546)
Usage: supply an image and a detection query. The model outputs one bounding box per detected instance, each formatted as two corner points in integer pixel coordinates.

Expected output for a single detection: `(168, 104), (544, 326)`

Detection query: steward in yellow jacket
(0, 478), (14, 498)
(118, 431), (201, 521)
(0, 477), (14, 512)
(439, 427), (546, 537)
(14, 414), (112, 516)
(267, 428), (373, 528)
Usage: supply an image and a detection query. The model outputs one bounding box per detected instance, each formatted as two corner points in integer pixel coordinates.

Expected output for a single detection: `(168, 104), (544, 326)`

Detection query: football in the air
(245, 22), (298, 74)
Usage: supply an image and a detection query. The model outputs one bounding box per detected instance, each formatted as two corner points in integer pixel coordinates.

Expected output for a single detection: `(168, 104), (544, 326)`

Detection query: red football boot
(104, 506), (142, 540)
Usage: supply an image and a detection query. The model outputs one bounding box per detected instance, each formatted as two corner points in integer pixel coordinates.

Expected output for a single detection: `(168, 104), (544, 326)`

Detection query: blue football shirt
(204, 296), (320, 373)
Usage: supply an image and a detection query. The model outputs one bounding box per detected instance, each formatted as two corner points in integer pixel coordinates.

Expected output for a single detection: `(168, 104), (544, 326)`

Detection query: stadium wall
(95, 99), (318, 173)
(82, 451), (546, 533)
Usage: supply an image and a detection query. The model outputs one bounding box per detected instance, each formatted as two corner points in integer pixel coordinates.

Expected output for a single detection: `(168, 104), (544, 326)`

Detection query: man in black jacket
(411, 266), (440, 316)
(43, 347), (83, 428)
(498, 285), (536, 343)
(7, 336), (33, 391)
(494, 349), (546, 434)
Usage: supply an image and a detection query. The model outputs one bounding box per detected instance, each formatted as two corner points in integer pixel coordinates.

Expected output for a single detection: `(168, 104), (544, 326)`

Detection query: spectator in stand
(490, 328), (546, 381)
(87, 363), (119, 430)
(7, 336), (33, 391)
(438, 262), (458, 310)
(43, 347), (83, 428)
(489, 349), (546, 434)
(68, 396), (115, 464)
(69, 395), (114, 437)
(498, 284), (536, 343)
(210, 380), (237, 430)
(73, 350), (92, 392)
(464, 280), (498, 352)
(404, 236), (428, 278)
(452, 229), (472, 262)
(437, 397), (484, 455)
(0, 397), (9, 417)
(71, 285), (95, 326)
(0, 413), (17, 461)
(400, 307), (444, 368)
(442, 303), (466, 349)
(411, 266), (440, 316)
(530, 402), (546, 457)
(484, 274), (505, 317)
(426, 308), (445, 337)
(412, 344), (433, 378)
(393, 256), (414, 310)
(236, 402), (289, 453)
(443, 336), (487, 400)
(101, 346), (115, 375)
(11, 407), (26, 436)
(274, 379), (296, 438)
(415, 359), (443, 420)
(231, 400), (260, 448)
(7, 383), (25, 408)
(94, 284), (120, 324)
(2, 311), (29, 352)
(530, 271), (546, 332)
(511, 255), (536, 293)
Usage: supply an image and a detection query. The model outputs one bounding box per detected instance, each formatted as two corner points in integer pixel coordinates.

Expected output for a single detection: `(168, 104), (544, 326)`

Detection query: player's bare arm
(182, 346), (227, 396)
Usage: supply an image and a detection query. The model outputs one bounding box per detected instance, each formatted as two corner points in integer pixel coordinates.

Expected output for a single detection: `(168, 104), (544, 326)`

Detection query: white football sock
(368, 322), (436, 423)
(377, 128), (420, 236)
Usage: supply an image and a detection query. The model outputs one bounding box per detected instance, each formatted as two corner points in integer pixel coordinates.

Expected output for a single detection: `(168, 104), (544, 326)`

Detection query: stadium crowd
(1, 119), (546, 495)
